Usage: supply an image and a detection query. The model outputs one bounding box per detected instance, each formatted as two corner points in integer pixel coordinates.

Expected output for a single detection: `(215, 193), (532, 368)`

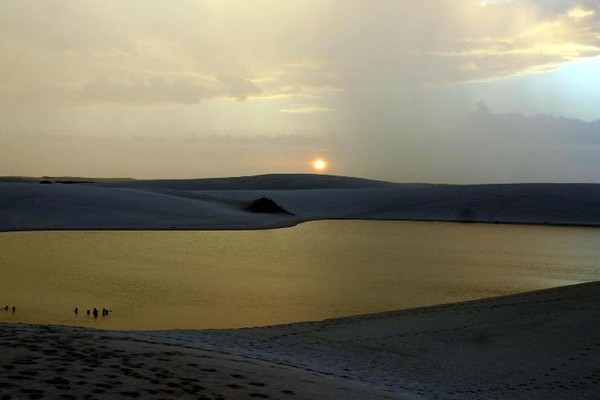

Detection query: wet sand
(2, 282), (599, 399)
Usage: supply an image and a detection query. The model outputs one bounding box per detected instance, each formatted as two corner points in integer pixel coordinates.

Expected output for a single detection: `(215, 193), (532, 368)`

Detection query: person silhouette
(74, 307), (78, 315)
(11, 306), (16, 312)
(86, 309), (90, 316)
(92, 308), (99, 318)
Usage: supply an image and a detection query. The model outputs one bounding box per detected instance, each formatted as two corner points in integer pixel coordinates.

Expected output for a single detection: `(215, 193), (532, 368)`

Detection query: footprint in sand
(227, 384), (243, 389)
(119, 391), (141, 398)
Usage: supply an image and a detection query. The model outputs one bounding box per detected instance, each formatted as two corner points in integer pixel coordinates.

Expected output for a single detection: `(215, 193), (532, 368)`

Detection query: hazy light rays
(1, 0), (600, 180)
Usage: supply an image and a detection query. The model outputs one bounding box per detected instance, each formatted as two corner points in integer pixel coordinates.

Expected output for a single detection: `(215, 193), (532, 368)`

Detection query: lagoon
(1, 221), (599, 330)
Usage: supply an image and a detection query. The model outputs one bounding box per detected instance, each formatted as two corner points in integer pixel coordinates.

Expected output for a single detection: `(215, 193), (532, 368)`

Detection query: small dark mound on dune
(244, 197), (293, 215)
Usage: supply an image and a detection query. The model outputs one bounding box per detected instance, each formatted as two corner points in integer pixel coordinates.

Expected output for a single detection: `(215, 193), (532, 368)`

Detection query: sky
(1, 0), (599, 183)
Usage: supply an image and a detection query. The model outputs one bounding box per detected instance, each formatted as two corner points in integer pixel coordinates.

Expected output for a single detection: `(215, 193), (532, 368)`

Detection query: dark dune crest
(101, 173), (397, 191)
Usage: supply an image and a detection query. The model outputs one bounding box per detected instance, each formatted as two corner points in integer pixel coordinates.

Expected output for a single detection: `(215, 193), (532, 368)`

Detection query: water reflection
(0, 221), (598, 329)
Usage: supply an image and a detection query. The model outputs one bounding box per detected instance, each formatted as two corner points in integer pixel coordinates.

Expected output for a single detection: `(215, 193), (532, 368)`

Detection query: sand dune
(3, 175), (600, 231)
(0, 325), (398, 400)
(100, 173), (396, 191)
(2, 174), (599, 398)
(1, 282), (599, 399)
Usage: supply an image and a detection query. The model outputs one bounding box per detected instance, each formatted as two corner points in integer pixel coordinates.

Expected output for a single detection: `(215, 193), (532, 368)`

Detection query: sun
(313, 159), (327, 171)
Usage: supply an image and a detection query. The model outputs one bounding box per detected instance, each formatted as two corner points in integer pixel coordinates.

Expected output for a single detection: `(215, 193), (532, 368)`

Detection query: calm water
(1, 221), (599, 330)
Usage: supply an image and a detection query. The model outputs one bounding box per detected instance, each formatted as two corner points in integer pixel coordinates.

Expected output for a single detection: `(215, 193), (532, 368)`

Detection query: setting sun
(313, 159), (328, 171)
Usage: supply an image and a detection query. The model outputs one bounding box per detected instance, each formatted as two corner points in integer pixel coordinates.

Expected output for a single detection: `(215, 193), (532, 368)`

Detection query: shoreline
(3, 216), (600, 235)
(2, 282), (600, 399)
(2, 280), (596, 332)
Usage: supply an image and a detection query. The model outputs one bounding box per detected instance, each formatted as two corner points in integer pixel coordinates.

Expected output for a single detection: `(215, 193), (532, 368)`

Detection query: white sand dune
(0, 324), (399, 400)
(2, 174), (600, 398)
(1, 282), (599, 399)
(3, 174), (600, 231)
(0, 180), (297, 231)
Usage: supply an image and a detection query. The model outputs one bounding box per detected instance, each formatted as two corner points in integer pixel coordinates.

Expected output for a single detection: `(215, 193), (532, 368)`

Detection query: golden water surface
(1, 221), (599, 330)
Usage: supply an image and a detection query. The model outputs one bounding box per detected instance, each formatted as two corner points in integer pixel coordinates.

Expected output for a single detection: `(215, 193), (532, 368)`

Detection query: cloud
(1, 0), (599, 107)
(568, 6), (595, 20)
(467, 100), (600, 144)
(79, 77), (215, 105)
(461, 62), (481, 72)
(217, 75), (262, 101)
(279, 104), (332, 114)
(432, 2), (600, 81)
(77, 75), (263, 105)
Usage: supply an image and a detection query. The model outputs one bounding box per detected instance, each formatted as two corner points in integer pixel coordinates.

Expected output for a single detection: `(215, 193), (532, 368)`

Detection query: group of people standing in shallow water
(3, 305), (113, 318)
(75, 307), (112, 318)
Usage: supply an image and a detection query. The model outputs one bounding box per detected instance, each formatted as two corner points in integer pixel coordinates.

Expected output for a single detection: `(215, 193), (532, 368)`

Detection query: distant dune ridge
(1, 174), (600, 231)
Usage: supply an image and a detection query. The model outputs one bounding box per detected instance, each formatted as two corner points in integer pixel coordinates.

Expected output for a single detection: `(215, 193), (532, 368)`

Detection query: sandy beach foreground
(2, 282), (599, 399)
